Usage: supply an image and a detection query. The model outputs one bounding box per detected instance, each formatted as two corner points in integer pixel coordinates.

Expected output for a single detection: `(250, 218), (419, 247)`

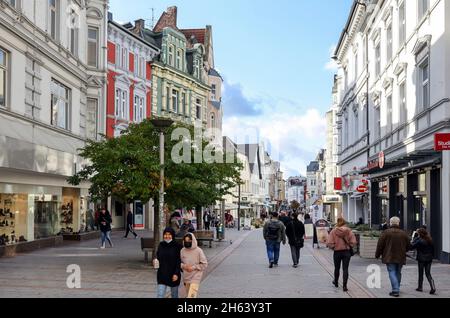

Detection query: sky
(109, 0), (353, 177)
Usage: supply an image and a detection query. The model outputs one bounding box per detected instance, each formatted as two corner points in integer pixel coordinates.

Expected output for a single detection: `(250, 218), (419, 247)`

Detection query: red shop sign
(357, 185), (368, 193)
(435, 133), (450, 151)
(334, 178), (343, 191)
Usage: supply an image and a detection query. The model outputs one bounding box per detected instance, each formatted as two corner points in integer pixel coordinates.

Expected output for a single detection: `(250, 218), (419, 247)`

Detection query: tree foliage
(68, 119), (243, 209)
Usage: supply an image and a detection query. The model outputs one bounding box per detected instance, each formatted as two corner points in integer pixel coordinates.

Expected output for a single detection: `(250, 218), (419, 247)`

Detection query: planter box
(359, 236), (379, 259)
(0, 236), (64, 258)
(62, 231), (100, 242)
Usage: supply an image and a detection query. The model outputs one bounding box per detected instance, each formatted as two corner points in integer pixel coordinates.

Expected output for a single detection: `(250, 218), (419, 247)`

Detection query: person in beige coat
(180, 233), (208, 298)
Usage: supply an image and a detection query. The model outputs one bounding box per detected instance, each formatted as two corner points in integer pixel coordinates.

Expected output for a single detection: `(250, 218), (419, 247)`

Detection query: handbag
(343, 236), (355, 257)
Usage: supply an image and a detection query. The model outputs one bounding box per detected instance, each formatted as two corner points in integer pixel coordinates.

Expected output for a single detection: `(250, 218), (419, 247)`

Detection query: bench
(141, 238), (155, 263)
(195, 230), (215, 248)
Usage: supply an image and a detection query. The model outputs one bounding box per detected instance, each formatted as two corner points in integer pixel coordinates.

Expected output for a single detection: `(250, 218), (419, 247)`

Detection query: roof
(180, 28), (206, 46)
(107, 19), (160, 52)
(210, 101), (221, 110)
(307, 161), (320, 172)
(208, 68), (223, 80)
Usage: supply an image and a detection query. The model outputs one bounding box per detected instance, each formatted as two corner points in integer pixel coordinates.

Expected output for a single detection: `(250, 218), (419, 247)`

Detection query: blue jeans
(157, 284), (179, 298)
(266, 240), (281, 264)
(101, 231), (112, 247)
(387, 264), (403, 294)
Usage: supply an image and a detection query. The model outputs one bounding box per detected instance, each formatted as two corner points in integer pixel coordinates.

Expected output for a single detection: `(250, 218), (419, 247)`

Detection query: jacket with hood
(180, 233), (208, 284)
(375, 226), (411, 265)
(263, 219), (287, 244)
(156, 227), (182, 287)
(327, 226), (357, 252)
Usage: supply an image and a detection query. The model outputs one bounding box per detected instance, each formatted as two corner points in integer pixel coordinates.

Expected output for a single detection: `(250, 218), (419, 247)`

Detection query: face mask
(184, 242), (192, 249)
(164, 239), (173, 244)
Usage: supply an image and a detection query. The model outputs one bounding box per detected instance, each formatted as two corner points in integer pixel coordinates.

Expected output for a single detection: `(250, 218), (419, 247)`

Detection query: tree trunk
(196, 205), (203, 230)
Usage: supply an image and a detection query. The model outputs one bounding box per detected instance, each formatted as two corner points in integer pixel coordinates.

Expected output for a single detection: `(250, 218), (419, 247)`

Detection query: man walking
(375, 217), (411, 297)
(203, 211), (212, 231)
(263, 212), (286, 268)
(124, 210), (138, 239)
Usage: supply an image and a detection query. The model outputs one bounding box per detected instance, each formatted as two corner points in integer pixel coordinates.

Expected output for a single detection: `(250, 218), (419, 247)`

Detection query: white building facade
(0, 0), (108, 246)
(334, 0), (450, 263)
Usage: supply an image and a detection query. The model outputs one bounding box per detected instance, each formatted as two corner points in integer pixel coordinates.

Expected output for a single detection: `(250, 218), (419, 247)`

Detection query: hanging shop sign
(435, 133), (450, 151)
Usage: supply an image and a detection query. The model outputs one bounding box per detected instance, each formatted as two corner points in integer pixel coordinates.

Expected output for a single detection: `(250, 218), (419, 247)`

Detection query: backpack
(267, 222), (279, 240)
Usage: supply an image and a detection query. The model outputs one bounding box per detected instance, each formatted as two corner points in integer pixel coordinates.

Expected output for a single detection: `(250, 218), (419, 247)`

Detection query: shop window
(419, 173), (426, 192)
(0, 194), (28, 246)
(33, 194), (61, 239)
(398, 177), (405, 193)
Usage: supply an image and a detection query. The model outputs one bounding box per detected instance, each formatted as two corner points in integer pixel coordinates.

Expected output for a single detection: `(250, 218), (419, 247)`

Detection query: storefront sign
(334, 178), (342, 191)
(435, 133), (450, 151)
(378, 151), (385, 169)
(357, 185), (368, 193)
(323, 195), (341, 203)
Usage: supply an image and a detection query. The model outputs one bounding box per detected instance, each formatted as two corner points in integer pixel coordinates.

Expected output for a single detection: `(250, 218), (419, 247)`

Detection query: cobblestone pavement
(0, 228), (246, 298)
(1, 228), (449, 298)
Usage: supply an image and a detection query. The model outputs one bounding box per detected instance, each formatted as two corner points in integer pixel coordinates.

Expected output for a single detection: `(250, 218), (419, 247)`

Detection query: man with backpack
(263, 212), (287, 268)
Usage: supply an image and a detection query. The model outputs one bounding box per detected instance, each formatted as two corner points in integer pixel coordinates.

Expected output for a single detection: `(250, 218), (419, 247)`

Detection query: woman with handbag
(327, 218), (357, 292)
(286, 213), (305, 268)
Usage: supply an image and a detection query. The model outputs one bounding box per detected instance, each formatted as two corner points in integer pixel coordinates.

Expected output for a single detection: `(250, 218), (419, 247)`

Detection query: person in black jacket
(410, 228), (436, 295)
(286, 213), (305, 268)
(98, 208), (113, 249)
(124, 211), (138, 239)
(156, 227), (182, 298)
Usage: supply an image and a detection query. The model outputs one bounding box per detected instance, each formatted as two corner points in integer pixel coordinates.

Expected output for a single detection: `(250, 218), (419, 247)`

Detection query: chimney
(135, 19), (146, 32)
(166, 6), (178, 27)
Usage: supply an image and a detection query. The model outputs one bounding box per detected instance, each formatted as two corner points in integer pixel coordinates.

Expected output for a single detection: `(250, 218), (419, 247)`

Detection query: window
(354, 53), (359, 80)
(211, 113), (215, 129)
(172, 89), (179, 113)
(196, 98), (202, 120)
(69, 9), (79, 56)
(86, 98), (98, 140)
(176, 50), (182, 70)
(387, 95), (393, 133)
(115, 88), (128, 120)
(140, 57), (145, 78)
(375, 107), (381, 140)
(211, 84), (216, 100)
(49, 0), (59, 41)
(194, 58), (200, 79)
(7, 0), (21, 10)
(88, 27), (98, 67)
(168, 45), (174, 66)
(375, 43), (381, 77)
(354, 109), (359, 141)
(134, 54), (139, 76)
(344, 115), (348, 148)
(165, 87), (170, 110)
(133, 95), (145, 123)
(115, 44), (121, 68)
(399, 2), (406, 47)
(121, 47), (128, 70)
(0, 48), (7, 108)
(399, 82), (407, 124)
(50, 79), (71, 130)
(387, 23), (393, 62)
(419, 58), (430, 110)
(344, 66), (348, 90)
(419, 0), (429, 20)
(182, 92), (186, 115)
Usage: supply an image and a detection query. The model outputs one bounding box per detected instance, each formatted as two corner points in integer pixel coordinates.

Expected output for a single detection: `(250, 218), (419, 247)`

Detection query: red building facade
(107, 19), (159, 138)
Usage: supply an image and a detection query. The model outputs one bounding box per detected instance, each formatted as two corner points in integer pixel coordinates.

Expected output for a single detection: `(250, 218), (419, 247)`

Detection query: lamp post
(237, 183), (241, 231)
(150, 118), (173, 253)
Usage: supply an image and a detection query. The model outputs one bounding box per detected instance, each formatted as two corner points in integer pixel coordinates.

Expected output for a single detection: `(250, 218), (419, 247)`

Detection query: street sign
(378, 151), (385, 169)
(435, 133), (450, 151)
(357, 185), (368, 193)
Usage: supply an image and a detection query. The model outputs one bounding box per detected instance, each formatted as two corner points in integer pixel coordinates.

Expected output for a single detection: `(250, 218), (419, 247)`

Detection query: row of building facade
(0, 1), (226, 246)
(317, 0), (450, 263)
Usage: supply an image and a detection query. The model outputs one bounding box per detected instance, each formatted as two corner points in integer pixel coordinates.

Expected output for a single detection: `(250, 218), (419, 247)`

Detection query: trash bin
(216, 223), (225, 241)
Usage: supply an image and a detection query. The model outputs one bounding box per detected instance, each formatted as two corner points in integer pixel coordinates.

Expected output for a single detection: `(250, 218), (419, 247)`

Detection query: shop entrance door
(413, 195), (428, 231)
(394, 194), (404, 229)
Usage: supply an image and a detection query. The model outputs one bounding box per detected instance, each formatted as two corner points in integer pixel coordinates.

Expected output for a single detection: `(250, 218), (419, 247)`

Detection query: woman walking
(327, 218), (357, 292)
(155, 227), (182, 298)
(286, 213), (305, 268)
(180, 233), (208, 298)
(411, 228), (436, 294)
(98, 208), (113, 249)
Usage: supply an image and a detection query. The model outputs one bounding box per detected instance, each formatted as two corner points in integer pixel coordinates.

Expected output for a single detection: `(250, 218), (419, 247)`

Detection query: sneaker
(389, 292), (400, 297)
(274, 263), (278, 267)
(416, 288), (423, 292)
(343, 286), (348, 292)
(332, 281), (339, 288)
(269, 263), (274, 269)
(100, 245), (105, 249)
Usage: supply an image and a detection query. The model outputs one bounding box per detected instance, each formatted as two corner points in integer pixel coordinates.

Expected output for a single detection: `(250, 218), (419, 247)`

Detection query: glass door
(413, 195), (428, 231)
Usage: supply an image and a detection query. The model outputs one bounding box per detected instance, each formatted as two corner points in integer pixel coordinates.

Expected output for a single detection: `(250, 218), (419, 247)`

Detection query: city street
(1, 228), (449, 298)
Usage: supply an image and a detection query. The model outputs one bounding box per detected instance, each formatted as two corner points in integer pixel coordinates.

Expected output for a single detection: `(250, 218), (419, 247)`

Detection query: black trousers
(418, 261), (434, 288)
(333, 251), (351, 287)
(290, 245), (301, 265)
(124, 224), (137, 238)
(204, 222), (210, 230)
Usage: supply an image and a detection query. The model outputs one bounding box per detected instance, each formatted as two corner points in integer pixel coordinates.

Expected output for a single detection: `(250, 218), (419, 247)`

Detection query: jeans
(157, 284), (179, 298)
(266, 240), (281, 264)
(333, 251), (351, 287)
(290, 245), (301, 265)
(386, 263), (403, 294)
(101, 231), (113, 247)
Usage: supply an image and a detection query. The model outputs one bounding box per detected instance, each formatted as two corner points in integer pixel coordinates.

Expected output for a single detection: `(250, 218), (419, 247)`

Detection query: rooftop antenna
(151, 8), (155, 29)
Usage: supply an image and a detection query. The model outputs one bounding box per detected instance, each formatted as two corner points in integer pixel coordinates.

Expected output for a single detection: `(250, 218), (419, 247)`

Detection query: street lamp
(150, 118), (174, 254)
(237, 183), (241, 231)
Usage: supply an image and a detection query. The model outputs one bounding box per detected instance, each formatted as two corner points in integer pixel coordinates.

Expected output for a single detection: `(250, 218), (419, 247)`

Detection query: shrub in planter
(359, 231), (381, 259)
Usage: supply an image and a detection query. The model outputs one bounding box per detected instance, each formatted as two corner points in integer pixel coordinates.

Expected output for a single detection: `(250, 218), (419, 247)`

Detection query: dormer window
(176, 50), (182, 70)
(168, 45), (174, 66)
(194, 58), (200, 79)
